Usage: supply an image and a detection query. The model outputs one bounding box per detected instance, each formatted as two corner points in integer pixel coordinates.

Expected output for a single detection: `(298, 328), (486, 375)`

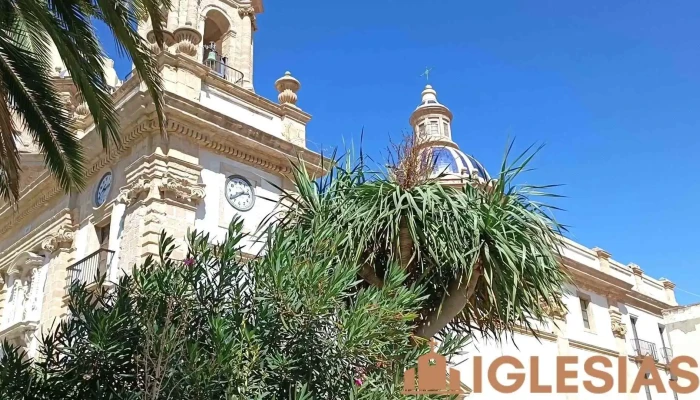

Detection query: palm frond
(0, 18), (85, 199)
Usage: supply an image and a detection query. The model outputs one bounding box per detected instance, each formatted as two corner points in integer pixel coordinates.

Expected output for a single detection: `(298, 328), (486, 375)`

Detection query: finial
(275, 71), (301, 106)
(420, 85), (438, 104)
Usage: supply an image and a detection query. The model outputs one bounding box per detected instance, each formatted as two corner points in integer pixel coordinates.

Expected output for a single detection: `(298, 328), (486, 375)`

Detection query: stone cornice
(0, 209), (73, 264)
(563, 257), (634, 300)
(163, 93), (324, 175)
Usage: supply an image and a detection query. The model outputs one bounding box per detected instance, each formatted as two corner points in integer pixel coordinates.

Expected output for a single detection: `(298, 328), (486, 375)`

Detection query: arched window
(202, 10), (242, 84)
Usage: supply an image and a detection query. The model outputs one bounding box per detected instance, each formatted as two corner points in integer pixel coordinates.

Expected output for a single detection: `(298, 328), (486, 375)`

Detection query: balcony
(631, 339), (659, 361)
(203, 45), (243, 86)
(65, 248), (114, 293)
(661, 347), (673, 364)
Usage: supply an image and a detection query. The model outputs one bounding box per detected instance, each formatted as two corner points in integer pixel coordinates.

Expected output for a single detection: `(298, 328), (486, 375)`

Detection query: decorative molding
(238, 6), (257, 30)
(592, 247), (611, 260)
(158, 173), (206, 205)
(629, 263), (644, 276)
(275, 72), (300, 106)
(116, 173), (153, 205)
(5, 252), (43, 278)
(41, 227), (75, 253)
(540, 298), (568, 321)
(609, 308), (627, 339)
(173, 26), (201, 57)
(660, 278), (675, 290)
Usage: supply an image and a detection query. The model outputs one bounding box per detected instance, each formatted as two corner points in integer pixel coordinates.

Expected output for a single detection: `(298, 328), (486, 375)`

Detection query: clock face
(225, 175), (255, 211)
(95, 172), (112, 207)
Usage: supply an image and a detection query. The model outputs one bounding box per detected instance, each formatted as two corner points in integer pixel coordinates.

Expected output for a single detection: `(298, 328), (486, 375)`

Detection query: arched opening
(201, 10), (242, 85)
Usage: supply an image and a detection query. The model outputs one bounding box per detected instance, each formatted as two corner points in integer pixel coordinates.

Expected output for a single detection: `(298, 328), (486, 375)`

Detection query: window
(418, 123), (426, 136)
(580, 298), (591, 329)
(428, 120), (439, 136)
(443, 121), (450, 137)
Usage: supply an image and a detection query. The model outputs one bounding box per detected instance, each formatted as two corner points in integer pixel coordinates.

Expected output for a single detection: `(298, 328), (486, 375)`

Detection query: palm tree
(270, 136), (570, 342)
(0, 0), (170, 202)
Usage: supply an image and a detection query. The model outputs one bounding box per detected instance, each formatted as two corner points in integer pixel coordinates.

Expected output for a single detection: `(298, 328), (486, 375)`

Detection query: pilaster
(660, 279), (677, 306)
(592, 247), (612, 273)
(629, 263), (645, 294)
(237, 6), (256, 90)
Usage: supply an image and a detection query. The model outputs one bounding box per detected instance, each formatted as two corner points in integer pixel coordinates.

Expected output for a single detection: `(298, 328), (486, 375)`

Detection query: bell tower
(139, 0), (263, 91)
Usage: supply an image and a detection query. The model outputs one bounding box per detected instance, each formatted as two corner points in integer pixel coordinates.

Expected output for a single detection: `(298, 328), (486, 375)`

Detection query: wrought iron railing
(661, 347), (673, 364)
(204, 54), (244, 85)
(631, 339), (659, 361)
(65, 248), (114, 293)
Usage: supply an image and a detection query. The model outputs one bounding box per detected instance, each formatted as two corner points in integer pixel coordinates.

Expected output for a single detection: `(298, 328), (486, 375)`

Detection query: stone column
(237, 6), (256, 90)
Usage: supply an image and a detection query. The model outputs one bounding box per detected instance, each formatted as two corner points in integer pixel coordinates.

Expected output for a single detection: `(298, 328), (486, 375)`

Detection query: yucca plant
(0, 0), (170, 202)
(270, 136), (570, 342)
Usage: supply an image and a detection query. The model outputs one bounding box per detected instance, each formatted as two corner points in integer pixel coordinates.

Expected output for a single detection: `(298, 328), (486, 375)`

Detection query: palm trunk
(359, 262), (384, 288)
(398, 218), (413, 271)
(415, 262), (482, 339)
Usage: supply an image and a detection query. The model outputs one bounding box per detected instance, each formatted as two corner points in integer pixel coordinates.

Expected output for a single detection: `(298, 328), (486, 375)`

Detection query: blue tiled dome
(428, 146), (489, 180)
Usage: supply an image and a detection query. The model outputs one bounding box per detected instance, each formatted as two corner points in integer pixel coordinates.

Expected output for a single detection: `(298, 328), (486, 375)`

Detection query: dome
(428, 146), (490, 181)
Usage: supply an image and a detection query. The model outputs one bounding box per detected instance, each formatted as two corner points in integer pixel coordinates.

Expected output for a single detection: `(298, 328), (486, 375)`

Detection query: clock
(225, 175), (255, 211)
(94, 171), (113, 207)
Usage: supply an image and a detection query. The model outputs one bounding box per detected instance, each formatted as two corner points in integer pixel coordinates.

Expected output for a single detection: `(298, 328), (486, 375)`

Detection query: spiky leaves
(0, 0), (170, 203)
(272, 139), (569, 342)
(0, 217), (461, 399)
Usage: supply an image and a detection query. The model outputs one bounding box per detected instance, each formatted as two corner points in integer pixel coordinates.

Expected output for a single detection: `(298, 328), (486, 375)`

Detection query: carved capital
(609, 308), (627, 338)
(660, 278), (675, 290)
(238, 7), (257, 30)
(41, 227), (75, 253)
(540, 298), (568, 321)
(159, 173), (206, 205)
(116, 174), (152, 205)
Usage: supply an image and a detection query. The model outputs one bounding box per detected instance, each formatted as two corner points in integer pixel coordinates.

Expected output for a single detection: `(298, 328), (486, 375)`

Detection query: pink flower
(354, 378), (363, 386)
(183, 257), (195, 266)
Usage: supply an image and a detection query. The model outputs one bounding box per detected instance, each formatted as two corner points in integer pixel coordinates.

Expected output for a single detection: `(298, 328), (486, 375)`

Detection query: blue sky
(100, 0), (700, 304)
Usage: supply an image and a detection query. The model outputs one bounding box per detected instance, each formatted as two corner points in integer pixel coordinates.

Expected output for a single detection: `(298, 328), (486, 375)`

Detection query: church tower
(409, 85), (489, 184)
(138, 0), (262, 91)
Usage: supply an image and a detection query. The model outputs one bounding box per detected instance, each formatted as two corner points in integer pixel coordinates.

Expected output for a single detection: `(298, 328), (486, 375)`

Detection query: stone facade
(0, 0), (322, 358)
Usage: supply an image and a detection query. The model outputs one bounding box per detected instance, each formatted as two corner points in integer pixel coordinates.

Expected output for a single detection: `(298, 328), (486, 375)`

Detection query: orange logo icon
(402, 339), (466, 398)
